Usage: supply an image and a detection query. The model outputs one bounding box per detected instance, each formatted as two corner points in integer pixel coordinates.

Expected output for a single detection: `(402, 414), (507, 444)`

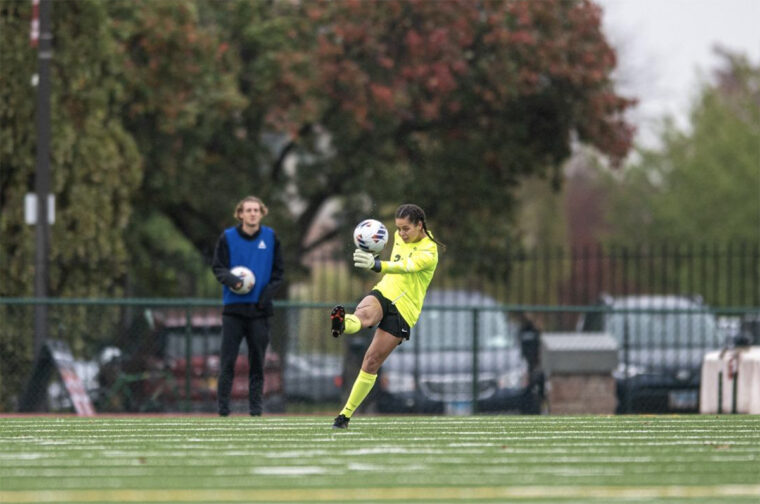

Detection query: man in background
(212, 196), (284, 416)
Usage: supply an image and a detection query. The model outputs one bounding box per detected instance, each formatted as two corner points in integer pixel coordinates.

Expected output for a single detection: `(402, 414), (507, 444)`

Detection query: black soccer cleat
(331, 305), (346, 337)
(332, 414), (350, 429)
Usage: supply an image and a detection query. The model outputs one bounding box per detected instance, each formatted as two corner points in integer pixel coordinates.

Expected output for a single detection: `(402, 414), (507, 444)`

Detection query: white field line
(1, 485), (760, 503)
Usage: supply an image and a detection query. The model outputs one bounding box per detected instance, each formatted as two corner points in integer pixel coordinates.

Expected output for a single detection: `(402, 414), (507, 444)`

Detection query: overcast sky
(595, 0), (760, 147)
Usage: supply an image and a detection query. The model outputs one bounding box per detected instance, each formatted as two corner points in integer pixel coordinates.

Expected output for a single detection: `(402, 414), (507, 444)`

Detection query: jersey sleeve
(212, 231), (241, 288)
(379, 242), (437, 274)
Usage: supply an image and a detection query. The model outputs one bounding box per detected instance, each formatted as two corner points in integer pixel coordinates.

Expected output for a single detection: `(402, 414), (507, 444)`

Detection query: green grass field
(1, 415), (758, 503)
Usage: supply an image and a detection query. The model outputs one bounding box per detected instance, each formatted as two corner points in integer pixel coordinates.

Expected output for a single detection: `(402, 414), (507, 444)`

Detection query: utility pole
(33, 0), (52, 358)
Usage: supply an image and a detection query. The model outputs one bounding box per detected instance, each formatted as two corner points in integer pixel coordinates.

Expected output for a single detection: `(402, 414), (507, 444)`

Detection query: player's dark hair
(395, 203), (446, 251)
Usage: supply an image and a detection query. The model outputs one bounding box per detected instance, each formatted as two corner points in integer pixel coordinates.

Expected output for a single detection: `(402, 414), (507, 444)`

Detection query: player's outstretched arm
(379, 245), (436, 274)
(353, 249), (381, 272)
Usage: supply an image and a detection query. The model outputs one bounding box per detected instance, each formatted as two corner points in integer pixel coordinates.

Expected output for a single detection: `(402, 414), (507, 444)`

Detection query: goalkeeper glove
(353, 249), (380, 272)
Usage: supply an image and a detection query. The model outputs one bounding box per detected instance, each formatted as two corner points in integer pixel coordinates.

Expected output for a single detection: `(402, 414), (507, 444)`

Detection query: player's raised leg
(330, 305), (346, 337)
(334, 328), (398, 429)
(331, 295), (382, 338)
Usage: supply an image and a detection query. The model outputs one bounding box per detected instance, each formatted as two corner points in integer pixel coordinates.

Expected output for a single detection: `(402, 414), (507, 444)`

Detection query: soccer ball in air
(230, 266), (255, 294)
(353, 219), (388, 254)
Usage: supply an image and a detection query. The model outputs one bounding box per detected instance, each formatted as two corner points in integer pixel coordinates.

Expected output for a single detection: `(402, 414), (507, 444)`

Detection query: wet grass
(1, 415), (758, 503)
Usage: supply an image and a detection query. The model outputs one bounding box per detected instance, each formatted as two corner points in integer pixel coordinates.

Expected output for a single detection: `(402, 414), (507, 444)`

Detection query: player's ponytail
(395, 204), (446, 252)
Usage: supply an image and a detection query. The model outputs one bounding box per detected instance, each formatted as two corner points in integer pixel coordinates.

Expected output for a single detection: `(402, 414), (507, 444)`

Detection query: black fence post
(727, 241), (734, 306)
(413, 325), (421, 414)
(622, 312), (632, 414)
(754, 242), (760, 307)
(184, 306), (192, 413)
(713, 242), (720, 305)
(471, 307), (479, 415)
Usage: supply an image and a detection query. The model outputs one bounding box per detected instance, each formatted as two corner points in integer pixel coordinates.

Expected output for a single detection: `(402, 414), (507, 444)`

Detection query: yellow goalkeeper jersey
(373, 230), (438, 327)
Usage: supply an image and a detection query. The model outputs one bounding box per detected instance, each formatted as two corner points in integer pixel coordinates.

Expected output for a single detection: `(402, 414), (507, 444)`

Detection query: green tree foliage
(0, 0), (643, 410)
(595, 51), (760, 305)
(62, 0), (632, 291)
(604, 51), (760, 245)
(255, 0), (634, 275)
(99, 0), (634, 286)
(3, 0), (634, 295)
(1, 1), (142, 409)
(190, 0), (316, 266)
(105, 0), (248, 296)
(1, 1), (142, 297)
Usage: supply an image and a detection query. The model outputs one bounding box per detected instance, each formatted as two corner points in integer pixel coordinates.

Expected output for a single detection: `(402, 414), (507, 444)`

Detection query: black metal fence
(280, 242), (760, 309)
(1, 242), (757, 415)
(1, 298), (757, 416)
(3, 242), (758, 306)
(502, 242), (760, 307)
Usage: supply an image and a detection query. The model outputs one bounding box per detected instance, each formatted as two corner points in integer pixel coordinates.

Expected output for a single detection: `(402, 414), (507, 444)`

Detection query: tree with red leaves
(265, 0), (634, 272)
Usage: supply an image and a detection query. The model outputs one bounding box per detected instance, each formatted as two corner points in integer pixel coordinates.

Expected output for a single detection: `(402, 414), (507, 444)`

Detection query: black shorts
(369, 290), (411, 341)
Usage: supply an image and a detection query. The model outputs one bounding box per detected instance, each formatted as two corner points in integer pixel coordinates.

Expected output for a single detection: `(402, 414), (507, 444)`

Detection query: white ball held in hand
(230, 266), (255, 294)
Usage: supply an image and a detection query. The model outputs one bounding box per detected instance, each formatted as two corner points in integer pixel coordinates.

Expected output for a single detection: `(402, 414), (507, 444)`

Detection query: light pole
(33, 0), (52, 358)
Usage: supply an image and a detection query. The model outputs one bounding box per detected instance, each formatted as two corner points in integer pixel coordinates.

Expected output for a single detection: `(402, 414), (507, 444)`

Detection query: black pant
(218, 314), (270, 415)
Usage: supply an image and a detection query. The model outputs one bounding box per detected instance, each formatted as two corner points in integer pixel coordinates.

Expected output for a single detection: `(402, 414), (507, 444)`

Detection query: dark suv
(375, 290), (539, 414)
(576, 295), (720, 413)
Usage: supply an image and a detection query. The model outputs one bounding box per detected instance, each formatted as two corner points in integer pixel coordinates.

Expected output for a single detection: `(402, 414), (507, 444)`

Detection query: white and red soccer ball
(230, 266), (255, 294)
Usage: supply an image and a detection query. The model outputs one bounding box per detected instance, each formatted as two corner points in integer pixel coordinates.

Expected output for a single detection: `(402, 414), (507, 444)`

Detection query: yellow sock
(344, 314), (361, 334)
(340, 369), (377, 418)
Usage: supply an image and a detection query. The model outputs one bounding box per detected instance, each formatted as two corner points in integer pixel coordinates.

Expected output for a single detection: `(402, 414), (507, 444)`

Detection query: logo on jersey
(258, 241), (267, 249)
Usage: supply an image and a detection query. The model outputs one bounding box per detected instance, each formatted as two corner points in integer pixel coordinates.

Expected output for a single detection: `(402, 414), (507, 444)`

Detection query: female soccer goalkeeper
(330, 203), (445, 429)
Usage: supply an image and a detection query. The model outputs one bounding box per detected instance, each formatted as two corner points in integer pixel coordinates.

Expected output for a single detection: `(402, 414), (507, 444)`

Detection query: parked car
(736, 314), (760, 346)
(284, 353), (343, 403)
(375, 290), (539, 414)
(104, 309), (284, 413)
(576, 295), (720, 413)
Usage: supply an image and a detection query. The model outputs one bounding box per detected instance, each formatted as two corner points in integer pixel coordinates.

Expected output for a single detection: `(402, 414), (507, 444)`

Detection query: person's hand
(257, 294), (271, 310)
(353, 249), (375, 270)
